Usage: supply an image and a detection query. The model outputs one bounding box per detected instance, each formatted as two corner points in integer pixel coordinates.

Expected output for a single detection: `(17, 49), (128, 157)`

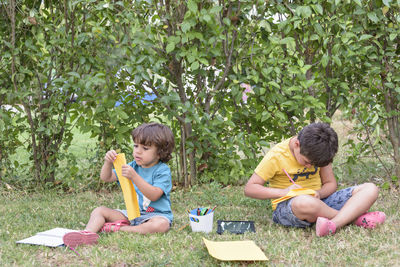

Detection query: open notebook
(16, 228), (77, 247)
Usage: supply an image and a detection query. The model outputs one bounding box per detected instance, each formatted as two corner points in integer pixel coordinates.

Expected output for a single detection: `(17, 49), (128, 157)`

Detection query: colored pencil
(201, 208), (209, 215)
(178, 223), (189, 231)
(283, 168), (296, 185)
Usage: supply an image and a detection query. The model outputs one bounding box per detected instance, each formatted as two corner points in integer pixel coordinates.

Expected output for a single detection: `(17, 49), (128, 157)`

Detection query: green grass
(1, 183), (399, 266)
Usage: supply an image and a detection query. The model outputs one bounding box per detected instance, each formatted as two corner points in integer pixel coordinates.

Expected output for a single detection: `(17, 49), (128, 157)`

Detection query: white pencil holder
(188, 208), (214, 233)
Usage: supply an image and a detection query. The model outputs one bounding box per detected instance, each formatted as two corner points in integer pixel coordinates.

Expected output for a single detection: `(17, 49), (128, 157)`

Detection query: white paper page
(17, 235), (64, 247)
(16, 228), (77, 247)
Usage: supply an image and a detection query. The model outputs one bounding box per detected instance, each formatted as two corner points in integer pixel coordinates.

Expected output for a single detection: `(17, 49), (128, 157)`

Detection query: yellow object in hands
(271, 188), (316, 210)
(113, 153), (141, 220)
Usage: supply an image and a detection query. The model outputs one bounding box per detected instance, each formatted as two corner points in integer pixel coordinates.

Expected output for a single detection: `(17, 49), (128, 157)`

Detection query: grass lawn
(2, 115), (399, 265)
(1, 182), (399, 266)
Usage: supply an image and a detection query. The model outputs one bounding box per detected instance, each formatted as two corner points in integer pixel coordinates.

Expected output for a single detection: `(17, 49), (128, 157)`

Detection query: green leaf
(314, 23), (324, 36)
(166, 42), (175, 53)
(321, 54), (329, 68)
(313, 4), (323, 15)
(382, 0), (391, 7)
(187, 54), (195, 63)
(199, 58), (208, 66)
(259, 20), (271, 32)
(367, 12), (379, 23)
(187, 0), (198, 13)
(300, 65), (312, 74)
(302, 6), (312, 18)
(359, 34), (373, 41)
(117, 109), (129, 120)
(191, 61), (199, 70)
(68, 72), (80, 79)
(382, 6), (389, 15)
(203, 14), (211, 22)
(332, 55), (342, 67)
(181, 22), (191, 32)
(268, 81), (280, 89)
(371, 114), (379, 124)
(261, 68), (270, 78)
(280, 37), (295, 45)
(310, 34), (319, 41)
(210, 6), (222, 14)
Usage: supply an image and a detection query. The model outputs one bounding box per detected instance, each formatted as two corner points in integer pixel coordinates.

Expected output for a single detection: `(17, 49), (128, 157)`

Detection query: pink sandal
(355, 211), (386, 229)
(100, 219), (130, 233)
(316, 217), (336, 237)
(63, 230), (99, 248)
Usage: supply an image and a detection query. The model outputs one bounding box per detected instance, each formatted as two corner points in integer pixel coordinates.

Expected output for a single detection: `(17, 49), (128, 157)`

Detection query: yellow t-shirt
(255, 139), (322, 190)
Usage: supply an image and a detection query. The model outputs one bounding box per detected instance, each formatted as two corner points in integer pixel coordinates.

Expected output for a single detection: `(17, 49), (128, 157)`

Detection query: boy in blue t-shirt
(63, 123), (175, 247)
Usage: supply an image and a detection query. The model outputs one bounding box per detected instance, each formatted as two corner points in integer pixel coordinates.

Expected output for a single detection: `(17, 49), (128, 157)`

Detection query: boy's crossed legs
(86, 206), (170, 234)
(273, 183), (385, 237)
(63, 206), (170, 248)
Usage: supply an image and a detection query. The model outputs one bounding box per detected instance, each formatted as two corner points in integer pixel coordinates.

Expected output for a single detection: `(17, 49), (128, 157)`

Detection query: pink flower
(240, 83), (253, 103)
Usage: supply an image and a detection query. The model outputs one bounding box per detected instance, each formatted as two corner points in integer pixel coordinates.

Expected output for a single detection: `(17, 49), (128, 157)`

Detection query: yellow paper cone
(113, 153), (141, 220)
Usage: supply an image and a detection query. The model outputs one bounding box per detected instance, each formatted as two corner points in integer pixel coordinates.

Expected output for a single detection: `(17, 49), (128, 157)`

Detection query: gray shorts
(272, 186), (355, 228)
(116, 209), (172, 226)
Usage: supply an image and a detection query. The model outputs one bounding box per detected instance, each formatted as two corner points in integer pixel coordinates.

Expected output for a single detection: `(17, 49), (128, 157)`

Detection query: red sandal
(100, 219), (130, 233)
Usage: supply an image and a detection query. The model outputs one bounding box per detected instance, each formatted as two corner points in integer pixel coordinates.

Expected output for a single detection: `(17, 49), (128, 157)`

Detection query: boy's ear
(294, 138), (301, 148)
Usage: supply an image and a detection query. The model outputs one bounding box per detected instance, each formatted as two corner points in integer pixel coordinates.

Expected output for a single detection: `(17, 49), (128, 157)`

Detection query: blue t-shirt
(114, 161), (173, 222)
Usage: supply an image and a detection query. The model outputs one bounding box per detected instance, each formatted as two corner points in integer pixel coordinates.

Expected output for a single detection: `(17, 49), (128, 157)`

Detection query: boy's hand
(121, 164), (136, 180)
(283, 183), (302, 196)
(313, 191), (321, 199)
(104, 150), (118, 164)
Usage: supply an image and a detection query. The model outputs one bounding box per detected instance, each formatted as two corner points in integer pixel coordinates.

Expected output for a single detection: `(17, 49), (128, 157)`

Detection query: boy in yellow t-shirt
(244, 123), (386, 237)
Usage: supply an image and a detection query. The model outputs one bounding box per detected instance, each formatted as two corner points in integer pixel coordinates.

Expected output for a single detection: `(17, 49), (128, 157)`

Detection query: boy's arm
(316, 163), (337, 199)
(100, 162), (117, 182)
(100, 150), (118, 182)
(121, 165), (164, 202)
(244, 172), (299, 199)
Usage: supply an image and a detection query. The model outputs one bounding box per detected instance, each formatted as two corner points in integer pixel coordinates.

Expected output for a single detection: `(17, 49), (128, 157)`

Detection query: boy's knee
(91, 206), (108, 216)
(354, 183), (379, 199)
(291, 195), (319, 213)
(160, 221), (170, 233)
(362, 182), (379, 198)
(151, 218), (170, 233)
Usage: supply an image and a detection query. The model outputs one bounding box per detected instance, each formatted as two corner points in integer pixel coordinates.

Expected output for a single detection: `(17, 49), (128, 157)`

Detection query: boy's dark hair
(131, 122), (175, 163)
(297, 122), (338, 167)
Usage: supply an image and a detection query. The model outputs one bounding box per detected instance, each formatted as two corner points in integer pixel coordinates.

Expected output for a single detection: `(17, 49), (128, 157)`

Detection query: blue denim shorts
(272, 186), (355, 228)
(116, 209), (172, 226)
